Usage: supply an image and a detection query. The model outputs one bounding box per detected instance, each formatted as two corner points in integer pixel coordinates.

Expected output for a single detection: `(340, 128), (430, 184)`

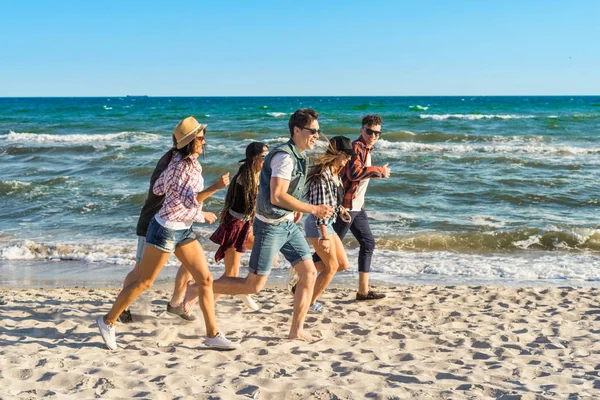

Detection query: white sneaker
(236, 294), (260, 311)
(309, 302), (327, 314)
(96, 315), (117, 350)
(287, 267), (299, 294)
(204, 333), (239, 350)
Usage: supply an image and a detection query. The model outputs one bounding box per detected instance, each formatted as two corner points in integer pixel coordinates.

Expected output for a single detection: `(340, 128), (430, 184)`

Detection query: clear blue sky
(1, 0), (598, 96)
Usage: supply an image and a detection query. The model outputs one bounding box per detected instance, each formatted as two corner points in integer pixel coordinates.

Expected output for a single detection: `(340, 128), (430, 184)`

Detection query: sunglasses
(364, 128), (381, 137)
(301, 127), (322, 136)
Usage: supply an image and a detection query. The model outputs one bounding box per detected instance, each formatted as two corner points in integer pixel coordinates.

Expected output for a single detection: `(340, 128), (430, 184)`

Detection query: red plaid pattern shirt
(153, 153), (205, 223)
(341, 136), (385, 209)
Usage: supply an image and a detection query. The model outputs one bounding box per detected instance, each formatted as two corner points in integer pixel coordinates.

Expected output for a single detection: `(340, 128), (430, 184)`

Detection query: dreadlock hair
(219, 143), (267, 223)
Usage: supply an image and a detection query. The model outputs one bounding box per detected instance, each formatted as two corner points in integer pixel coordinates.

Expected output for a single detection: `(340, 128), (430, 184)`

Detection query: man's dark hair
(288, 108), (319, 137)
(361, 114), (383, 127)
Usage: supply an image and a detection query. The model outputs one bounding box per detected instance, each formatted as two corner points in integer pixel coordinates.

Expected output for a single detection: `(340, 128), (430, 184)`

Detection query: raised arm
(346, 143), (385, 182)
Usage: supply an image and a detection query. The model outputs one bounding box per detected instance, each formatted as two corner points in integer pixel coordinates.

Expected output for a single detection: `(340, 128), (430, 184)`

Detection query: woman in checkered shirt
(97, 116), (238, 351)
(303, 136), (354, 313)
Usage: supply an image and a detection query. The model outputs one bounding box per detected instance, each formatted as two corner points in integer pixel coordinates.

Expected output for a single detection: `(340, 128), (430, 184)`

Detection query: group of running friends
(97, 108), (391, 350)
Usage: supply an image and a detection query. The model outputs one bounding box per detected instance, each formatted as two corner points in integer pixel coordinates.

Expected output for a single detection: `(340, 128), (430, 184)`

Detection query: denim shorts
(304, 214), (336, 239)
(135, 236), (146, 263)
(145, 217), (197, 253)
(248, 218), (312, 276)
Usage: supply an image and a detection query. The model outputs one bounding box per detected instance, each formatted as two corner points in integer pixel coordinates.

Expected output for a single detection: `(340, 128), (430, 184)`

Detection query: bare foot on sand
(182, 281), (199, 315)
(288, 331), (321, 342)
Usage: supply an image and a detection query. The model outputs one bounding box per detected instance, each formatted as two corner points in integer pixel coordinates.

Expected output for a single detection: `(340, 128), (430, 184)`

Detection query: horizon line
(1, 94), (599, 98)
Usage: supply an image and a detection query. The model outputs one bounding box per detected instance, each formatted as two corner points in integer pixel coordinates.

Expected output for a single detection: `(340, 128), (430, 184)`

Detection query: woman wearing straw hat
(97, 116), (238, 350)
(115, 133), (196, 325)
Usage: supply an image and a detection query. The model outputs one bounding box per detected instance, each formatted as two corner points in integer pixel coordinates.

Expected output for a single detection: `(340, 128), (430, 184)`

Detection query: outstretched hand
(381, 163), (391, 178)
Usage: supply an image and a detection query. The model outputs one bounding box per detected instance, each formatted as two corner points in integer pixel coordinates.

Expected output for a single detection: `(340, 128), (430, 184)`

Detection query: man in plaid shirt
(315, 114), (391, 301)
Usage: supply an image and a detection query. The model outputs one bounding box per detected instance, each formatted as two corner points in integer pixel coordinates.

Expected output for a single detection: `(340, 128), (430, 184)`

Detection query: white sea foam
(1, 245), (35, 260)
(362, 249), (600, 283)
(0, 180), (32, 188)
(409, 105), (429, 111)
(470, 215), (505, 228)
(2, 131), (162, 145)
(267, 112), (288, 117)
(375, 139), (600, 156)
(368, 210), (418, 221)
(513, 228), (599, 251)
(2, 238), (599, 284)
(260, 137), (289, 145)
(420, 114), (535, 120)
(0, 240), (187, 267)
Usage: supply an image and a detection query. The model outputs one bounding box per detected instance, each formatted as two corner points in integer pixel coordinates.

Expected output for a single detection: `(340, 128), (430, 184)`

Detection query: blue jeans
(145, 217), (197, 253)
(313, 209), (375, 273)
(249, 218), (312, 276)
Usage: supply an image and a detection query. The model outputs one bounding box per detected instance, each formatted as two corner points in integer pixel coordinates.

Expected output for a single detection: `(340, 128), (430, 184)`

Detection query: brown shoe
(356, 291), (386, 301)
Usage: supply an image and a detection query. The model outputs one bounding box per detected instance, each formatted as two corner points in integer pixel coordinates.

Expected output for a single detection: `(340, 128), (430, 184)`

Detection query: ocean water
(1, 96), (599, 287)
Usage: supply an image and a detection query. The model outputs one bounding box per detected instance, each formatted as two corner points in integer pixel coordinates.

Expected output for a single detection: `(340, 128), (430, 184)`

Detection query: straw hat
(173, 116), (207, 149)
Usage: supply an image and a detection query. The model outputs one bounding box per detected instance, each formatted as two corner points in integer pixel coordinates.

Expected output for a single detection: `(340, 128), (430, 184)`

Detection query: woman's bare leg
(122, 262), (140, 289)
(174, 240), (218, 337)
(104, 246), (171, 324)
(169, 265), (194, 306)
(308, 234), (347, 304)
(223, 248), (242, 277)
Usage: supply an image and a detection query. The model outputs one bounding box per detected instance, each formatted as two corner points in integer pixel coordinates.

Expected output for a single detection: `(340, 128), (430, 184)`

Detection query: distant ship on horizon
(125, 95), (149, 98)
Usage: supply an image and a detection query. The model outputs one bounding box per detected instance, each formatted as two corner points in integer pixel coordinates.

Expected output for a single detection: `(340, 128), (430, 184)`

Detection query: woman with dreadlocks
(183, 142), (269, 312)
(303, 136), (354, 313)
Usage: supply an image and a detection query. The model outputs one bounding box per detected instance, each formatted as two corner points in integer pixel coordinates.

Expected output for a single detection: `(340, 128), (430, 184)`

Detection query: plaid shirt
(306, 167), (342, 225)
(153, 153), (205, 223)
(341, 136), (385, 209)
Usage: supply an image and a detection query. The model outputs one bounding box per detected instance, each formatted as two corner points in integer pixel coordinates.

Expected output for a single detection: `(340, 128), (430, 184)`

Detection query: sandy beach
(1, 284), (599, 399)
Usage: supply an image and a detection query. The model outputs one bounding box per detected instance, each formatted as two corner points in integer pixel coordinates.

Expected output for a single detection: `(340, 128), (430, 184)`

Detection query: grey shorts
(135, 236), (146, 263)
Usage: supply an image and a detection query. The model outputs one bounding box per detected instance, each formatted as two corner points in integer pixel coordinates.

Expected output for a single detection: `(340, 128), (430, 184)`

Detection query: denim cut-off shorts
(145, 217), (197, 253)
(248, 218), (312, 276)
(304, 214), (336, 239)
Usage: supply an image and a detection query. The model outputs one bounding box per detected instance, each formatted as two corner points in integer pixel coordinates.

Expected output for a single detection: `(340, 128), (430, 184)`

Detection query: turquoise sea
(1, 96), (599, 286)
